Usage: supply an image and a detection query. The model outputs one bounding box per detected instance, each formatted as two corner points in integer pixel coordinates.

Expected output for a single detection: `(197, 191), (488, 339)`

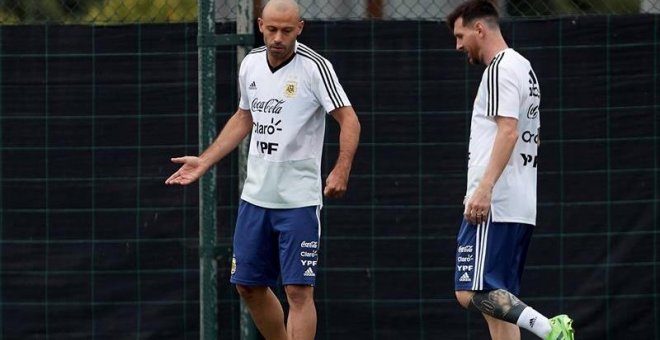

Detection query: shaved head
(262, 0), (301, 21)
(258, 0), (304, 67)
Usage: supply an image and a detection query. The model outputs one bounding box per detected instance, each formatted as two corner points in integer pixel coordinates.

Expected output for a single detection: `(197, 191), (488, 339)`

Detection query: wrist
(478, 180), (495, 192)
(198, 156), (213, 170)
(333, 161), (352, 174)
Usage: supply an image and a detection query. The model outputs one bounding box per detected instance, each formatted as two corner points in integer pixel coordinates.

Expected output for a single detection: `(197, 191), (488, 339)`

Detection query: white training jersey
(238, 41), (351, 209)
(466, 48), (541, 225)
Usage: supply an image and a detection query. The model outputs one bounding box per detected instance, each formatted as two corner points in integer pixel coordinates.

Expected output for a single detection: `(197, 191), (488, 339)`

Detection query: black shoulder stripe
(297, 46), (344, 108)
(487, 52), (505, 117)
(298, 46), (344, 108)
(487, 54), (498, 116)
(298, 50), (340, 108)
(248, 46), (267, 55)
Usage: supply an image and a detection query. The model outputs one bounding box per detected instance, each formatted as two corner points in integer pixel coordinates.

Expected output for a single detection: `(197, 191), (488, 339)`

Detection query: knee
(236, 285), (265, 301)
(455, 290), (473, 309)
(285, 285), (314, 307)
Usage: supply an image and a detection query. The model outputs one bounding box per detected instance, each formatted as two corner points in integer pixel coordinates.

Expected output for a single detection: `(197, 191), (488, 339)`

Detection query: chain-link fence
(0, 0), (659, 24)
(0, 0), (197, 24)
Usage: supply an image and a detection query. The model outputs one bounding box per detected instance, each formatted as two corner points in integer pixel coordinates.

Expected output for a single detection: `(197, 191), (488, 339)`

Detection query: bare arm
(464, 116), (518, 224)
(198, 108), (253, 167)
(165, 108), (252, 185)
(324, 106), (361, 198)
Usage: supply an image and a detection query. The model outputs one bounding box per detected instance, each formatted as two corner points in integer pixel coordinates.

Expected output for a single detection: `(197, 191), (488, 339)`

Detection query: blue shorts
(454, 213), (533, 295)
(230, 200), (321, 287)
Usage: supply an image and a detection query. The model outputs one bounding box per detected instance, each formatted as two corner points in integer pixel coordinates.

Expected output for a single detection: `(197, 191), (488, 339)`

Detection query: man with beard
(447, 1), (574, 339)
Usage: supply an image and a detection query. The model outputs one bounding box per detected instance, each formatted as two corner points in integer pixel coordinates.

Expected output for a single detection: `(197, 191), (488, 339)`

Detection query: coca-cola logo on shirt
(251, 98), (285, 114)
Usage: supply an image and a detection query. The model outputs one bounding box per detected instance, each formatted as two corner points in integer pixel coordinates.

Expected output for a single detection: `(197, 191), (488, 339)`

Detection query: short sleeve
(238, 56), (250, 110)
(488, 62), (521, 119)
(310, 58), (351, 114)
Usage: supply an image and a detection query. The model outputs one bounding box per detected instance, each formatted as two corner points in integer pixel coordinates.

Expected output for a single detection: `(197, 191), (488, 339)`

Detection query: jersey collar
(267, 41), (298, 73)
(489, 48), (509, 65)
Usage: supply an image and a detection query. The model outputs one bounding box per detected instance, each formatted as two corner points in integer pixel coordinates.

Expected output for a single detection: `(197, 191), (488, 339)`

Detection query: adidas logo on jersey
(249, 81), (257, 90)
(459, 272), (471, 282)
(304, 267), (316, 277)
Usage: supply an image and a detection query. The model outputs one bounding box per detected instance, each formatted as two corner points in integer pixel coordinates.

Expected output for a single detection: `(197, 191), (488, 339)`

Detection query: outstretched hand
(165, 156), (207, 185)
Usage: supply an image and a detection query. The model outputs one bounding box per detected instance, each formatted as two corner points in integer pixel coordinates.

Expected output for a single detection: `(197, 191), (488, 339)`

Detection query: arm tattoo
(469, 289), (527, 324)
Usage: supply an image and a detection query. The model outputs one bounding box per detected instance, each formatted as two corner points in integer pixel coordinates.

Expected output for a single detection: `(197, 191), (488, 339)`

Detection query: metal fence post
(198, 0), (218, 338)
(198, 0), (255, 338)
(236, 0), (260, 338)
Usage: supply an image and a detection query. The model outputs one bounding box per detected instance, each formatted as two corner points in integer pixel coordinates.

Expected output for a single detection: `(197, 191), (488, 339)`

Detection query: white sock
(516, 307), (552, 339)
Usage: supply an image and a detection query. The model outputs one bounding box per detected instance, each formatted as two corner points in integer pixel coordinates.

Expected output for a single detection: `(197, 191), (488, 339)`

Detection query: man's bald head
(262, 0), (301, 21)
(258, 0), (304, 67)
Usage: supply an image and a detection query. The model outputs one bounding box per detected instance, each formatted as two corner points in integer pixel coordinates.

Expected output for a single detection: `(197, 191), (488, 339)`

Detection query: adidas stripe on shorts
(454, 213), (533, 295)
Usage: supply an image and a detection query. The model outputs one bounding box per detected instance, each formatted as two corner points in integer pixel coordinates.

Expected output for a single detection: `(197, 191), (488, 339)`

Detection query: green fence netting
(0, 0), (658, 24)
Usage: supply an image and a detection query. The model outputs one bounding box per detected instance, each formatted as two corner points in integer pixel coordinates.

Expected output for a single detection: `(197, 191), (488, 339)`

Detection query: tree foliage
(0, 0), (101, 22)
(84, 0), (197, 24)
(0, 0), (197, 24)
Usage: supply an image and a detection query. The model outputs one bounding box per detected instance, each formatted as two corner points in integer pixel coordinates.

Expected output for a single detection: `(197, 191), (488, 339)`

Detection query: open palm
(165, 156), (207, 185)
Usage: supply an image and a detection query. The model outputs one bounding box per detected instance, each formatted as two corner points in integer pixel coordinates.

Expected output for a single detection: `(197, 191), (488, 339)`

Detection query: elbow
(501, 126), (518, 143)
(497, 128), (517, 145)
(509, 129), (518, 142)
(346, 113), (361, 137)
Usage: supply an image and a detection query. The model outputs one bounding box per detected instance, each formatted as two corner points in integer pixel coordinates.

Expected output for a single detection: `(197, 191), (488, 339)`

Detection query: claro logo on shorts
(300, 241), (318, 249)
(300, 251), (318, 258)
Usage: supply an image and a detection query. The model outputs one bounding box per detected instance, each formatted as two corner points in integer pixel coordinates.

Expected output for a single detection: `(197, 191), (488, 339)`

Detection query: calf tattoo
(469, 289), (527, 324)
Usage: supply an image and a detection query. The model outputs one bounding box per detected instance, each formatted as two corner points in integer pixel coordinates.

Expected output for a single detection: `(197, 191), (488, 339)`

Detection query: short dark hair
(446, 0), (500, 30)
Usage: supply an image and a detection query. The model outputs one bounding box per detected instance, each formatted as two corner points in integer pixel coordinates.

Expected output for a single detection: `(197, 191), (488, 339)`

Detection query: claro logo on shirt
(521, 129), (540, 144)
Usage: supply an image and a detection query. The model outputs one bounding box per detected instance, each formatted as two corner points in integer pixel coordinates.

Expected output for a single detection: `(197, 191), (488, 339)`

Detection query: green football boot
(545, 314), (574, 340)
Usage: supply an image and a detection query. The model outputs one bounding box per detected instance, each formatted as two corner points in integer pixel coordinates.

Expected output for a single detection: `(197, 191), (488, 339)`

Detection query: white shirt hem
(241, 195), (321, 209)
(491, 215), (536, 226)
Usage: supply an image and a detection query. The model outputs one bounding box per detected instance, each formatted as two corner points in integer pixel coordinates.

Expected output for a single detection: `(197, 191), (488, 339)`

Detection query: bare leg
(456, 290), (529, 340)
(484, 313), (521, 340)
(284, 285), (316, 340)
(236, 285), (288, 340)
(455, 290), (475, 309)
